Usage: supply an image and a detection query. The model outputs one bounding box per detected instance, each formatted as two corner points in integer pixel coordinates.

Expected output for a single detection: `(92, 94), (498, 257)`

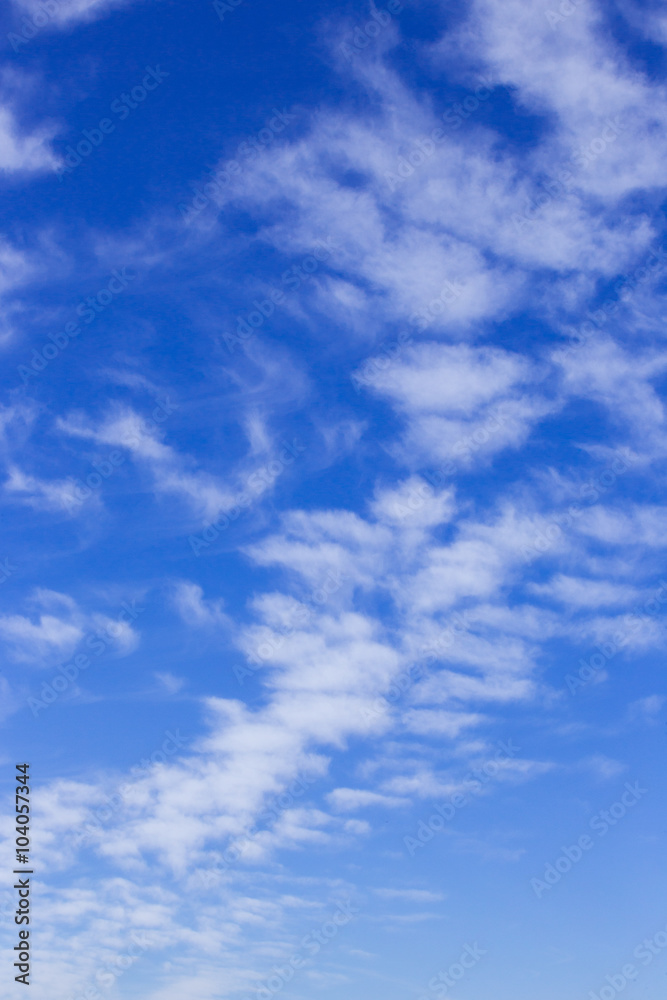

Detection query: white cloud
(326, 788), (410, 812)
(361, 342), (550, 466)
(154, 671), (186, 695)
(6, 7), (667, 992)
(579, 754), (627, 780)
(402, 708), (485, 738)
(577, 504), (667, 548)
(628, 694), (665, 722)
(366, 343), (531, 414)
(0, 104), (58, 173)
(57, 407), (236, 523)
(246, 508), (393, 592)
(190, 20), (661, 363)
(414, 669), (534, 705)
(0, 612), (81, 663)
(13, 0), (132, 28)
(0, 240), (35, 342)
(0, 590), (83, 663)
(372, 887), (445, 902)
(0, 589), (140, 666)
(370, 477), (455, 529)
(435, 0), (667, 199)
(529, 574), (641, 608)
(4, 465), (94, 514)
(575, 611), (664, 652)
(172, 582), (229, 628)
(55, 405), (310, 528)
(554, 337), (667, 442)
(621, 3), (667, 48)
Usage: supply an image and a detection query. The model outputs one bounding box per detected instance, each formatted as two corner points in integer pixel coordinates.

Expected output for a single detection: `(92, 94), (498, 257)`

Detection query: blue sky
(0, 0), (667, 998)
